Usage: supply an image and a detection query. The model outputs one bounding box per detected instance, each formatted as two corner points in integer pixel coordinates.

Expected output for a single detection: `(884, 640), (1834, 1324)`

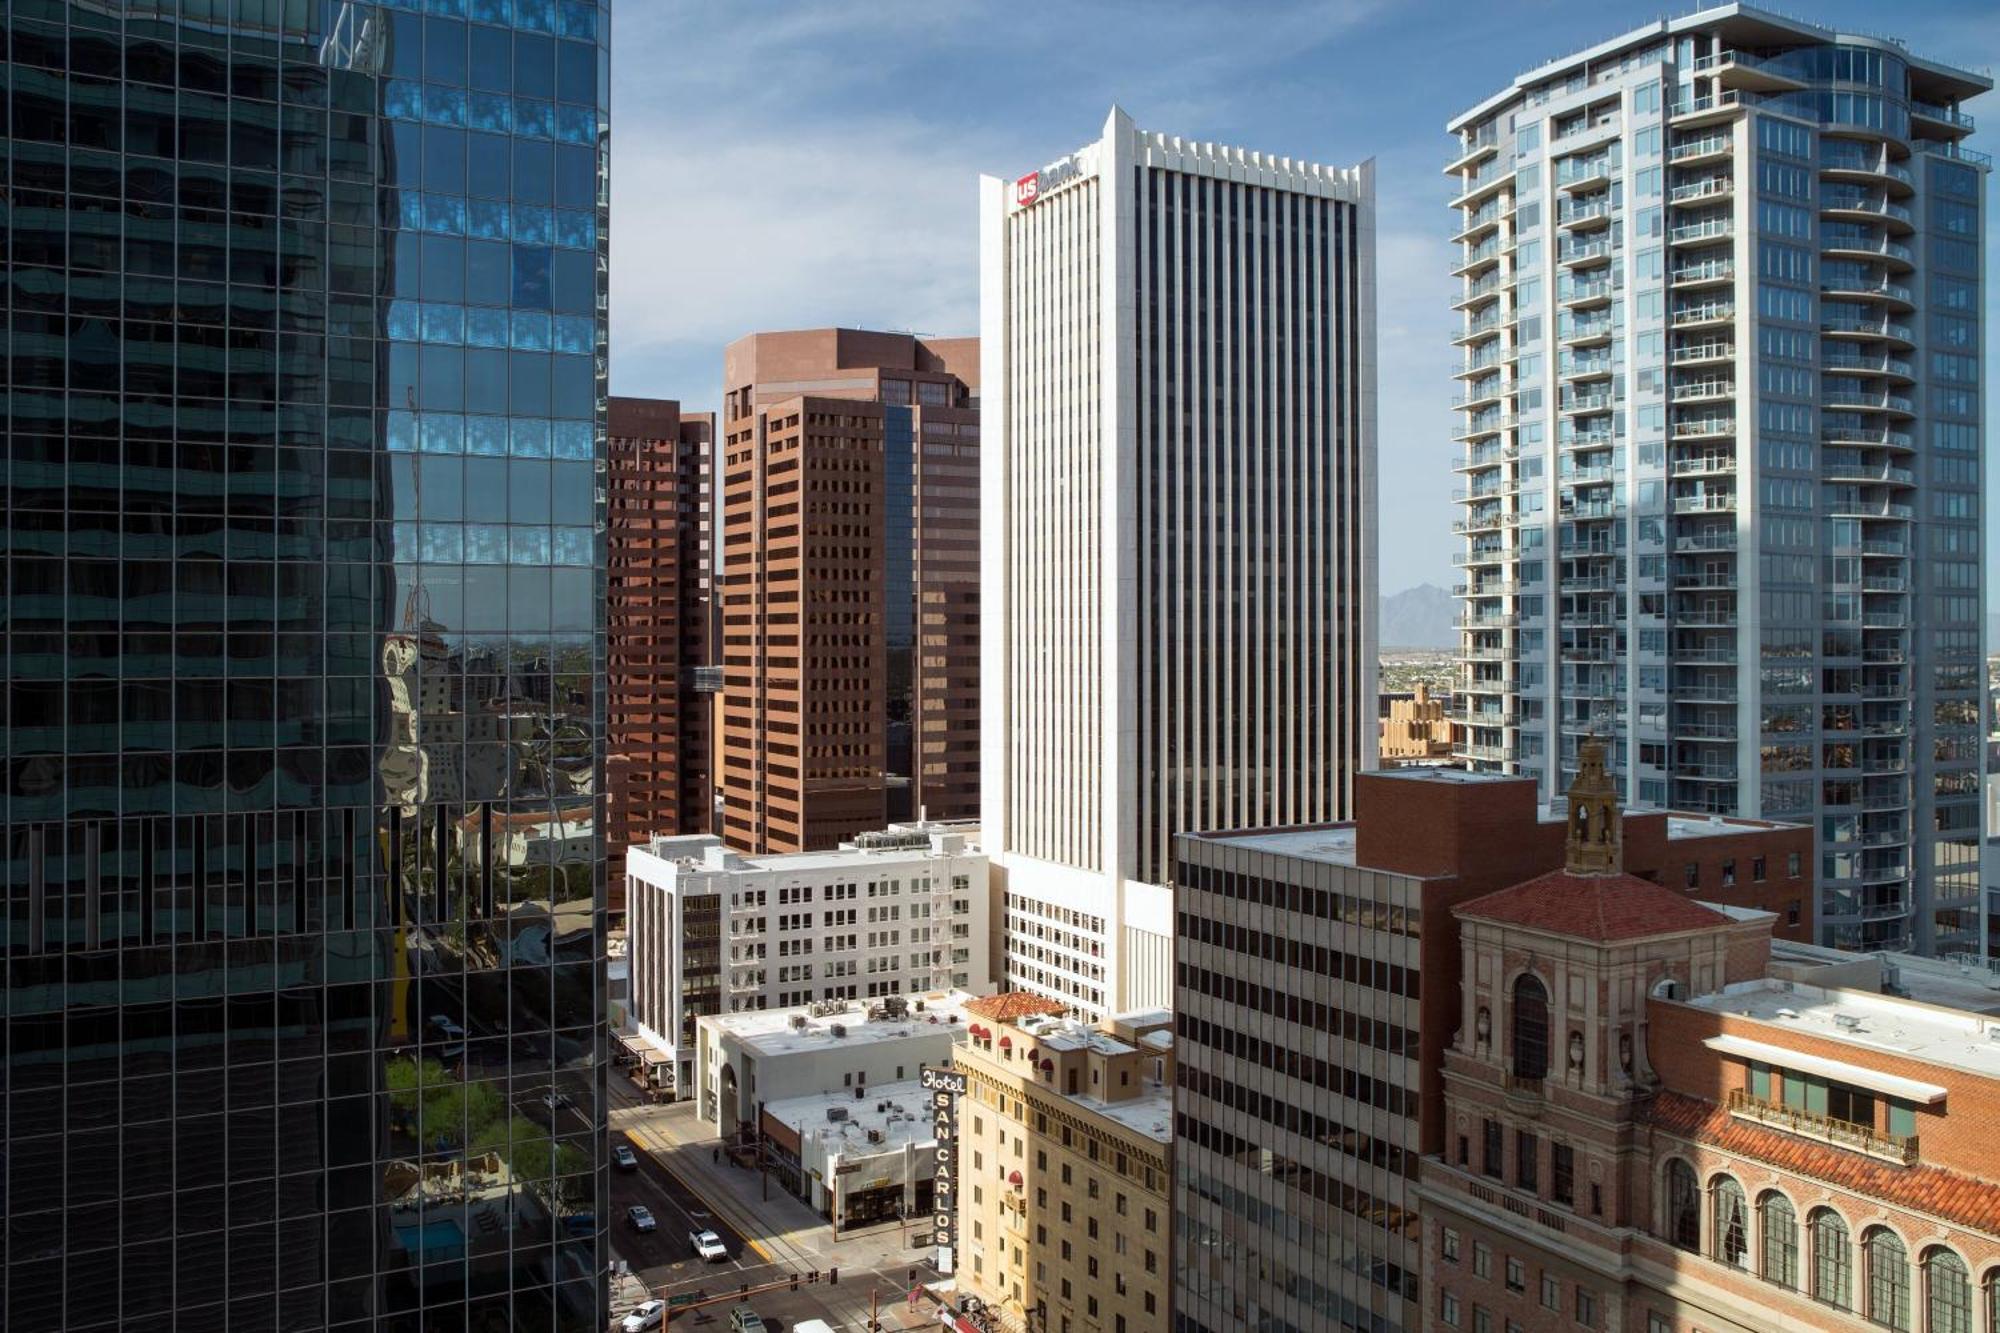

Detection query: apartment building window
(1482, 1119), (1504, 1178)
(1512, 974), (1549, 1080)
(1474, 1243), (1492, 1280)
(1442, 1290), (1463, 1327)
(1752, 855), (1767, 882)
(1647, 1316), (1671, 1333)
(1516, 1131), (1540, 1192)
(1540, 1274), (1561, 1310)
(1552, 1143), (1574, 1206)
(1575, 1288), (1598, 1328)
(1713, 1176), (1749, 1269)
(1812, 1207), (1852, 1308)
(1443, 1227), (1462, 1263)
(1474, 1309), (1492, 1333)
(1664, 1159), (1701, 1251)
(1506, 1258), (1526, 1293)
(1864, 1228), (1910, 1331)
(1721, 858), (1736, 887)
(1788, 851), (1802, 878)
(1761, 1192), (1799, 1289)
(1924, 1248), (1971, 1333)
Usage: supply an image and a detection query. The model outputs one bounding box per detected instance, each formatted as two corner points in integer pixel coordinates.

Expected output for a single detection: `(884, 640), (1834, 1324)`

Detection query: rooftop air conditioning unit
(790, 1015), (808, 1031)
(826, 1106), (849, 1123)
(1833, 1013), (1862, 1031)
(829, 1023), (847, 1038)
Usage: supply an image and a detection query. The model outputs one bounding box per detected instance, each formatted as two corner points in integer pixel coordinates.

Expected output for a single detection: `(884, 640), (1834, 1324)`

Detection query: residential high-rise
(1171, 747), (1811, 1333)
(717, 329), (980, 853)
(1447, 6), (1989, 957)
(607, 396), (715, 897)
(0, 3), (612, 1329)
(979, 108), (1378, 1016)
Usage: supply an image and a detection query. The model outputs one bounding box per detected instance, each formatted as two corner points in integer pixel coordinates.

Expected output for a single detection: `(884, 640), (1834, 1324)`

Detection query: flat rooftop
(631, 825), (983, 879)
(704, 992), (976, 1058)
(1689, 980), (2000, 1082)
(763, 1080), (936, 1156)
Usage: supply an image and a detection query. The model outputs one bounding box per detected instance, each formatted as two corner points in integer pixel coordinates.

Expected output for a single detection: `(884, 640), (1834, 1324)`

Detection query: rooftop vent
(1832, 1013), (1863, 1031)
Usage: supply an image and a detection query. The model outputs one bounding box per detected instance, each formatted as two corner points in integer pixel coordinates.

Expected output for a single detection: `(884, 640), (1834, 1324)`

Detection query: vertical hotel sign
(921, 1065), (966, 1267)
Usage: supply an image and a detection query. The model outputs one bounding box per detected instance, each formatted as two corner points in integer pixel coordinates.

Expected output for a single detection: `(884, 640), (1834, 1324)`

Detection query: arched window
(1711, 1175), (1748, 1269)
(1923, 1248), (1969, 1333)
(1983, 1269), (2000, 1333)
(1811, 1207), (1851, 1309)
(1663, 1159), (1700, 1251)
(1758, 1191), (1797, 1288)
(1512, 973), (1549, 1081)
(1865, 1227), (1910, 1331)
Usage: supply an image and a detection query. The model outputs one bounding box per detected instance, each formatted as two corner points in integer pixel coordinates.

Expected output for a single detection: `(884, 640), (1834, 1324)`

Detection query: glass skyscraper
(1448, 7), (1987, 956)
(3, 1), (611, 1329)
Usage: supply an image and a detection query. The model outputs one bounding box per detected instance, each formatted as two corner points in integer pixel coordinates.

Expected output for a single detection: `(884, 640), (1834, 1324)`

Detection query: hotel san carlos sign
(1014, 153), (1084, 207)
(921, 1065), (967, 1259)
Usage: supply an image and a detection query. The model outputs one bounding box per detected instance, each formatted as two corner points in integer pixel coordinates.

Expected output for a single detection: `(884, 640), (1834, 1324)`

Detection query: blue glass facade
(2, 0), (611, 1328)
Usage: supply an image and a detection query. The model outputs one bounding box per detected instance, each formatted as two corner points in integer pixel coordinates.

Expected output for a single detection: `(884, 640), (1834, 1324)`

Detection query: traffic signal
(829, 1267), (839, 1285)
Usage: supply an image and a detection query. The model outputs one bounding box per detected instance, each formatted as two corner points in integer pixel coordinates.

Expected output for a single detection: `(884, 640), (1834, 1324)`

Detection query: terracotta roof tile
(963, 992), (1069, 1022)
(1457, 869), (1732, 942)
(1644, 1091), (2000, 1234)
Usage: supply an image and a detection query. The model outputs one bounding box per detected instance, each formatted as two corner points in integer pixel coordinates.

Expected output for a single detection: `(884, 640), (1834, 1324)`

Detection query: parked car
(428, 1015), (466, 1040)
(613, 1143), (638, 1171)
(620, 1300), (665, 1333)
(626, 1205), (657, 1233)
(727, 1309), (767, 1333)
(688, 1229), (728, 1262)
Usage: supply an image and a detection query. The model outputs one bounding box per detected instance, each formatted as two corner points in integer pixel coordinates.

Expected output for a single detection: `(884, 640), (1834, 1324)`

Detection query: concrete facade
(624, 823), (990, 1098)
(980, 107), (1379, 1019)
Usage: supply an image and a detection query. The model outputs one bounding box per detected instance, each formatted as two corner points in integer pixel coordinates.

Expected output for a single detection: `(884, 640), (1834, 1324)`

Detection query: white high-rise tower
(979, 108), (1378, 1015)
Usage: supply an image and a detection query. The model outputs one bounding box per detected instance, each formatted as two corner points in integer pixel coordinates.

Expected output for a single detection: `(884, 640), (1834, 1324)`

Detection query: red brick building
(1172, 747), (1811, 1332)
(1419, 744), (2000, 1333)
(606, 397), (714, 899)
(718, 329), (979, 853)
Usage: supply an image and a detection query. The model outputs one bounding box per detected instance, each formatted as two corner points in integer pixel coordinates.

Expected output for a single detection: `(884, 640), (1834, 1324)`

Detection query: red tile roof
(1645, 1091), (2000, 1234)
(1456, 869), (1732, 942)
(964, 993), (1069, 1023)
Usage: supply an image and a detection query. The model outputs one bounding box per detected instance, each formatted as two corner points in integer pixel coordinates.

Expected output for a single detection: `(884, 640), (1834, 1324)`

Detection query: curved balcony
(1820, 315), (1913, 348)
(1819, 194), (1915, 234)
(1822, 233), (1915, 271)
(1822, 388), (1915, 416)
(1821, 352), (1914, 382)
(1819, 277), (1915, 311)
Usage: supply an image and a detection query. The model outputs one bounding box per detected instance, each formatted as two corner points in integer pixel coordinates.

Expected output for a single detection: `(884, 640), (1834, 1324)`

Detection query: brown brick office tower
(607, 397), (716, 898)
(719, 329), (979, 853)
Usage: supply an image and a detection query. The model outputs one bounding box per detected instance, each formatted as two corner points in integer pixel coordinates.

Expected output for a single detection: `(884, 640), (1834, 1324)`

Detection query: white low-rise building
(623, 822), (990, 1099)
(759, 1081), (938, 1231)
(694, 990), (978, 1141)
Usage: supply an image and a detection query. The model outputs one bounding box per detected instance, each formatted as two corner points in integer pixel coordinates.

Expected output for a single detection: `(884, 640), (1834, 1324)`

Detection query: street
(607, 1081), (946, 1332)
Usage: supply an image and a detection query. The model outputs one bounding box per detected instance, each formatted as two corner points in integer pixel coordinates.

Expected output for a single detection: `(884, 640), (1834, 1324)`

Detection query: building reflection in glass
(1, 1), (611, 1330)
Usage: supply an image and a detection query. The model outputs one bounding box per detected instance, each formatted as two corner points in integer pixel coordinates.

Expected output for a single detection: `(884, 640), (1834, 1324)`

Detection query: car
(620, 1300), (665, 1333)
(626, 1205), (657, 1233)
(688, 1228), (728, 1262)
(428, 1014), (466, 1040)
(727, 1309), (767, 1333)
(540, 1091), (572, 1111)
(613, 1143), (639, 1171)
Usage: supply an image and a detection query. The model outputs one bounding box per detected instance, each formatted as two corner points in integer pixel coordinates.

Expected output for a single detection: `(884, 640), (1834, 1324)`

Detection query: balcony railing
(1725, 1089), (1917, 1166)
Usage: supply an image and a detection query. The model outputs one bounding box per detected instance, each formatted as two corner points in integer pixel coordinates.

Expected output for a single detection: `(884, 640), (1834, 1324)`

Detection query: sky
(607, 0), (2000, 598)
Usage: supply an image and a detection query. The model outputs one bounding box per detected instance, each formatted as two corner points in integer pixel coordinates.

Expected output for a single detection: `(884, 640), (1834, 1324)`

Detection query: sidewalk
(613, 1099), (928, 1277)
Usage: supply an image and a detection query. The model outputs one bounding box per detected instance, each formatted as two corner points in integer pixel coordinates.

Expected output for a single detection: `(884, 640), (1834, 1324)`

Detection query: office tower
(717, 329), (980, 853)
(1424, 814), (2000, 1333)
(607, 396), (715, 897)
(1, 3), (611, 1329)
(979, 108), (1377, 1017)
(1172, 747), (1812, 1333)
(1447, 8), (1990, 958)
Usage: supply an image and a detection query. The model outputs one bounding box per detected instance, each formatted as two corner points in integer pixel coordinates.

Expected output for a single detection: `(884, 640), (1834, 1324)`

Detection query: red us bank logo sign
(1015, 155), (1081, 207)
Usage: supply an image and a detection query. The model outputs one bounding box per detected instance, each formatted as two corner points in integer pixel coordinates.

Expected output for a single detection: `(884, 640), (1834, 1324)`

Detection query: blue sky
(607, 0), (2000, 597)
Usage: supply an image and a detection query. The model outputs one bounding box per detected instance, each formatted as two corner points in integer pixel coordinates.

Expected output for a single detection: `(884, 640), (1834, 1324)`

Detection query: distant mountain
(1380, 583), (1456, 650)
